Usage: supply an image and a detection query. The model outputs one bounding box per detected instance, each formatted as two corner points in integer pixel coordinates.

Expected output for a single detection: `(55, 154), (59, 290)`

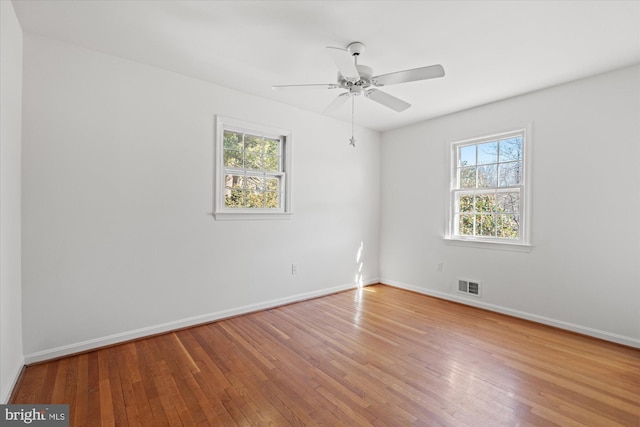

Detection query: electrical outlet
(436, 262), (443, 272)
(291, 264), (297, 275)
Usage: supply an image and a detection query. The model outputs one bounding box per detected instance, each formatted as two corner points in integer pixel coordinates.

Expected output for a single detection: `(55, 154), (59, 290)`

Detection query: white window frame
(214, 115), (292, 220)
(445, 127), (532, 250)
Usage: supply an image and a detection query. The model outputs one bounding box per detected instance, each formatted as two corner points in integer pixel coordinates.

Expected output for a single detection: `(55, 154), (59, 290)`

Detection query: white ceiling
(12, 0), (640, 132)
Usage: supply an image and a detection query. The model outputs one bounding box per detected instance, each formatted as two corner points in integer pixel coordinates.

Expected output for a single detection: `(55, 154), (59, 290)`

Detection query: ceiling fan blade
(323, 93), (350, 114)
(326, 47), (360, 81)
(365, 89), (411, 112)
(371, 64), (445, 87)
(272, 83), (339, 91)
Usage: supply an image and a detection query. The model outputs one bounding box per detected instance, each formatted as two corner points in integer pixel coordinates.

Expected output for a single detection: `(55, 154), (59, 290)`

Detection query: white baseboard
(382, 278), (640, 349)
(24, 280), (379, 365)
(1, 357), (24, 404)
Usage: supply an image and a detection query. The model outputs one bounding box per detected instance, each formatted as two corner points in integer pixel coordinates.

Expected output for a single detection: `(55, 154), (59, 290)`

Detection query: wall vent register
(458, 279), (481, 297)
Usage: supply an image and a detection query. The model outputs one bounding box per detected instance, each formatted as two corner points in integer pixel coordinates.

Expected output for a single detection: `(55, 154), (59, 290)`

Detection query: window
(214, 116), (292, 220)
(448, 129), (530, 246)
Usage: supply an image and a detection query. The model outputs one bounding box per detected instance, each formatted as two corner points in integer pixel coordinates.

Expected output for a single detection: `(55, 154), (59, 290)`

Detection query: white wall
(380, 65), (640, 347)
(21, 34), (380, 362)
(0, 0), (25, 403)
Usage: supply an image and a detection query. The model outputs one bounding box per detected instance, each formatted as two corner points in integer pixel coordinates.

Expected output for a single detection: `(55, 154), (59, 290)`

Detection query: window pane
(476, 214), (496, 237)
(499, 136), (522, 162)
(460, 167), (476, 189)
(498, 161), (521, 186)
(264, 155), (279, 172)
(225, 174), (245, 189)
(477, 141), (498, 165)
(266, 177), (280, 191)
(458, 214), (474, 235)
(477, 164), (497, 187)
(245, 176), (264, 191)
(244, 135), (263, 170)
(223, 131), (243, 151)
(459, 145), (476, 167)
(496, 192), (519, 213)
(497, 214), (519, 239)
(265, 138), (279, 156)
(224, 150), (243, 168)
(244, 134), (262, 147)
(457, 194), (474, 212)
(245, 151), (262, 170)
(476, 194), (496, 212)
(225, 189), (245, 208)
(265, 191), (279, 208)
(246, 191), (265, 208)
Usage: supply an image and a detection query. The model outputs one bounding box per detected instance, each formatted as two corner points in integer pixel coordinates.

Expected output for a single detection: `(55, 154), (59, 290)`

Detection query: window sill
(443, 237), (532, 252)
(214, 211), (293, 221)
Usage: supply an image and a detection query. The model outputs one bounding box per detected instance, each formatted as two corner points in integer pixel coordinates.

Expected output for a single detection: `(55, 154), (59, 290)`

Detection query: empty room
(1, 1), (639, 425)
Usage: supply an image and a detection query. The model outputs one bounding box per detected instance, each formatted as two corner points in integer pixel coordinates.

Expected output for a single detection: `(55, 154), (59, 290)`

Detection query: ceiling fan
(273, 41), (445, 112)
(272, 42), (444, 145)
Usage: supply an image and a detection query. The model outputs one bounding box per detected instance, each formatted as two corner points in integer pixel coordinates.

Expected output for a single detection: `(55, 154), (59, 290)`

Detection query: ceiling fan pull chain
(350, 96), (356, 147)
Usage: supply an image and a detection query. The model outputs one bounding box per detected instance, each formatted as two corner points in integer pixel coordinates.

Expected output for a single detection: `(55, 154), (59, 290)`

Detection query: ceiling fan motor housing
(339, 64), (373, 94)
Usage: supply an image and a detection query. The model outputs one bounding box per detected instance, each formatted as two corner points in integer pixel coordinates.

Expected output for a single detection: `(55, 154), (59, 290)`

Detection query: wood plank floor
(11, 284), (640, 426)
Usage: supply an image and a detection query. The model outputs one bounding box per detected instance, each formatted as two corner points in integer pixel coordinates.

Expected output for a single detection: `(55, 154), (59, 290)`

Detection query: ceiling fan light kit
(273, 41), (445, 146)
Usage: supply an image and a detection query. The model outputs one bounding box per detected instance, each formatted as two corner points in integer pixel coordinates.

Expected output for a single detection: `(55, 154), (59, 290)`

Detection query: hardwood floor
(11, 284), (640, 426)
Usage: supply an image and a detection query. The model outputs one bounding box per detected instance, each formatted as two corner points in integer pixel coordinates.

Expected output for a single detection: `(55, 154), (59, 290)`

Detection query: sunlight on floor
(353, 241), (380, 324)
(355, 241), (364, 288)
